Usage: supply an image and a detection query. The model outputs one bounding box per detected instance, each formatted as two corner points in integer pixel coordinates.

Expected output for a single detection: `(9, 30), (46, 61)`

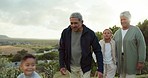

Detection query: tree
(109, 25), (120, 34)
(11, 49), (28, 62)
(136, 19), (148, 62)
(136, 19), (148, 46)
(95, 25), (120, 40)
(17, 49), (28, 55)
(95, 31), (103, 40)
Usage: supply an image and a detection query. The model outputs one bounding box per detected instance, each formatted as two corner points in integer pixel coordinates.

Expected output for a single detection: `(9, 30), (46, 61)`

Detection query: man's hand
(60, 67), (67, 75)
(137, 62), (144, 70)
(98, 71), (103, 78)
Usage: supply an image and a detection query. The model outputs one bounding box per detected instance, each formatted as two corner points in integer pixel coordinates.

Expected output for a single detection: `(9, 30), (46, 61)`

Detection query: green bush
(36, 51), (59, 60)
(141, 62), (148, 74)
(91, 59), (98, 77)
(37, 61), (59, 78)
(0, 67), (20, 78)
(0, 58), (10, 68)
(141, 46), (148, 74)
(0, 57), (21, 78)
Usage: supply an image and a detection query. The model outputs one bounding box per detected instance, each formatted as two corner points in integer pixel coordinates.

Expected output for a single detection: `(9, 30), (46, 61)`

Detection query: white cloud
(0, 22), (61, 39)
(0, 0), (147, 39)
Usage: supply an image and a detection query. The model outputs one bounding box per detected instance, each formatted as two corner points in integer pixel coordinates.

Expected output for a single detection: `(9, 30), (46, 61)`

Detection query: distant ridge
(0, 35), (9, 38)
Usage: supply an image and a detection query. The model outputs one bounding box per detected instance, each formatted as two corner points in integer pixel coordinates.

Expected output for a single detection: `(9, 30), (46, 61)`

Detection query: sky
(0, 0), (147, 39)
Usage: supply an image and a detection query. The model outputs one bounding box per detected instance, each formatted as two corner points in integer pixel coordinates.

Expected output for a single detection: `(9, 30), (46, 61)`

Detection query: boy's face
(103, 30), (112, 40)
(20, 58), (36, 76)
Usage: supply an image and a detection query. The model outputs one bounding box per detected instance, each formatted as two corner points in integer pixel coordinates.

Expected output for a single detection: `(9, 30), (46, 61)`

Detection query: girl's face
(103, 29), (112, 40)
(20, 58), (36, 76)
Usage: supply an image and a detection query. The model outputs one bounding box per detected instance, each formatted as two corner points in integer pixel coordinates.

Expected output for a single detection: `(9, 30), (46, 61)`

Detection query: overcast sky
(0, 0), (147, 39)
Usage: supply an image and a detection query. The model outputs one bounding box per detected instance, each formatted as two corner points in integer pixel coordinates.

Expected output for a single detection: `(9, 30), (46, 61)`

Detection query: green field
(0, 38), (59, 47)
(53, 72), (148, 78)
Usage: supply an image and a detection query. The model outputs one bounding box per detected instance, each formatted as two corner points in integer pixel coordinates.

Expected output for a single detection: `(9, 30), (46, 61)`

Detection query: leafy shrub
(0, 67), (20, 78)
(0, 57), (21, 78)
(37, 61), (59, 78)
(141, 62), (148, 74)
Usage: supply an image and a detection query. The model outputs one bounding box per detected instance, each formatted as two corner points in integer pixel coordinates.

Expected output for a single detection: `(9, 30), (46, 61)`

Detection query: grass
(0, 45), (35, 55)
(53, 72), (148, 78)
(53, 72), (69, 78)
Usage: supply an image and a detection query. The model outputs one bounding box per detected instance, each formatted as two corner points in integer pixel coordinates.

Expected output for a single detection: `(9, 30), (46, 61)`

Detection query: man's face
(70, 18), (83, 32)
(20, 58), (36, 76)
(120, 16), (130, 29)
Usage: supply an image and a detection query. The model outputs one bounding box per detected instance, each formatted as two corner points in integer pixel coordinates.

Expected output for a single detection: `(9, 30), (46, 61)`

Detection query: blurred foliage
(37, 61), (59, 78)
(137, 19), (148, 46)
(95, 31), (103, 40)
(109, 25), (120, 34)
(10, 49), (28, 62)
(0, 67), (20, 78)
(0, 57), (59, 78)
(36, 51), (59, 60)
(0, 58), (20, 78)
(136, 19), (148, 62)
(141, 62), (148, 74)
(0, 58), (10, 68)
(95, 25), (120, 40)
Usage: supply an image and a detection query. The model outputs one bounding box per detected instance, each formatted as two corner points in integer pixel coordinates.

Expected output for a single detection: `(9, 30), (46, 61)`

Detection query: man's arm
(59, 31), (67, 75)
(91, 32), (103, 74)
(59, 31), (66, 69)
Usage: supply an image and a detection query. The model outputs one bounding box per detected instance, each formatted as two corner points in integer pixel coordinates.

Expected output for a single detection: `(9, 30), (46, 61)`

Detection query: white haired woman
(113, 11), (146, 78)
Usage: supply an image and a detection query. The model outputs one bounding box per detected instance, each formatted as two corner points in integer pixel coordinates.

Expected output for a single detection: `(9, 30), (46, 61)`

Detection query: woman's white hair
(120, 11), (131, 21)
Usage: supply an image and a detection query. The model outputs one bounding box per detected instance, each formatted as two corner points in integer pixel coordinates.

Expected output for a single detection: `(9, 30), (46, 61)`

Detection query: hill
(0, 45), (35, 55)
(0, 38), (59, 47)
(0, 35), (9, 38)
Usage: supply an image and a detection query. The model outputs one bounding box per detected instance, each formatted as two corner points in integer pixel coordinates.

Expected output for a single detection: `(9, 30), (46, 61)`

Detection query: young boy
(99, 29), (117, 78)
(17, 54), (41, 78)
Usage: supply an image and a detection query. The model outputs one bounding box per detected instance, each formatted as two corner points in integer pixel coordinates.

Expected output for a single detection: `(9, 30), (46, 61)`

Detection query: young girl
(17, 54), (41, 78)
(99, 29), (117, 78)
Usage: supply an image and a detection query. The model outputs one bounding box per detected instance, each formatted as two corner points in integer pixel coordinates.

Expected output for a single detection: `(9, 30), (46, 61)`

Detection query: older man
(59, 12), (103, 78)
(114, 11), (146, 78)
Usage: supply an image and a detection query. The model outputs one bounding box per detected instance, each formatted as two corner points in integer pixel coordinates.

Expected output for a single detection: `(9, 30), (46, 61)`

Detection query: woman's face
(120, 16), (130, 29)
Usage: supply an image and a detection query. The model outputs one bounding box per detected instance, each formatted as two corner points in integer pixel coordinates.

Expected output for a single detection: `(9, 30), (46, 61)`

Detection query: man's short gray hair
(70, 12), (83, 22)
(120, 11), (131, 20)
